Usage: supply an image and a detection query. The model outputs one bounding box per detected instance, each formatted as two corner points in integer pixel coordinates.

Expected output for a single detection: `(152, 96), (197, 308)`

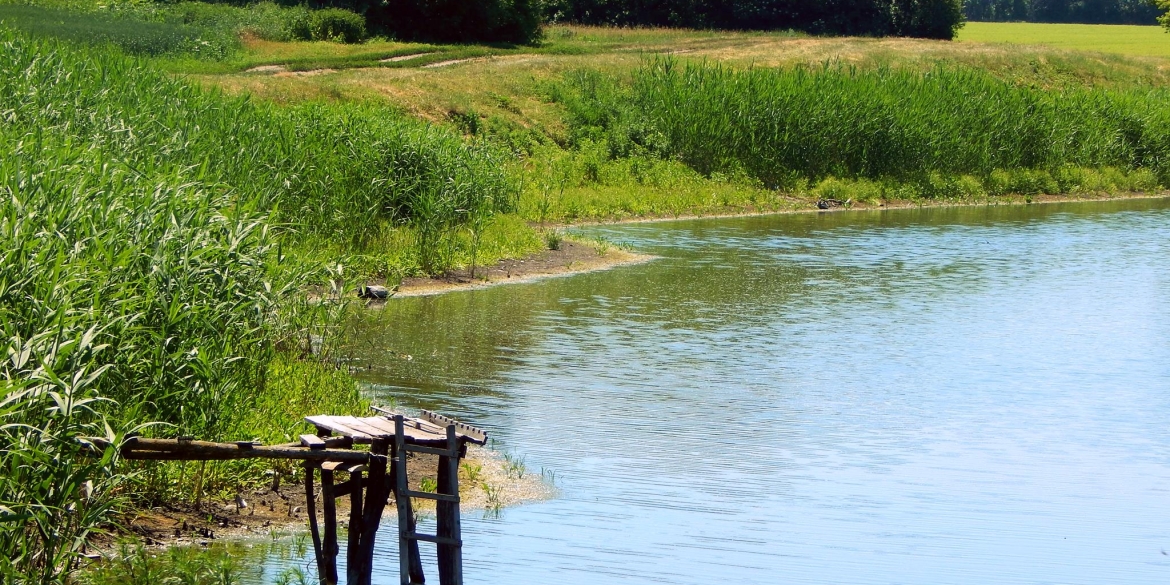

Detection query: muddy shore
(113, 445), (552, 550)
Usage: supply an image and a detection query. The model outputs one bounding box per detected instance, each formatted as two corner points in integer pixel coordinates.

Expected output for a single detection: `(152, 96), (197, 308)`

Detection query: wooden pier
(117, 408), (487, 585)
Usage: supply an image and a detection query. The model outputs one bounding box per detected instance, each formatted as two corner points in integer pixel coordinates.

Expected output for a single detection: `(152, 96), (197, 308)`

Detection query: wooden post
(346, 469), (364, 585)
(321, 467), (339, 585)
(436, 425), (462, 585)
(304, 462), (326, 585)
(357, 438), (390, 585)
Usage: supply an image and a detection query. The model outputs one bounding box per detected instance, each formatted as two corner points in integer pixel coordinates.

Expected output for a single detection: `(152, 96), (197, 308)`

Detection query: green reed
(0, 28), (514, 582)
(556, 58), (1170, 194)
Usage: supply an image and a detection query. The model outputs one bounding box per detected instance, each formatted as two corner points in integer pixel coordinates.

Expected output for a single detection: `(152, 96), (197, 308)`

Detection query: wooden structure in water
(118, 407), (487, 585)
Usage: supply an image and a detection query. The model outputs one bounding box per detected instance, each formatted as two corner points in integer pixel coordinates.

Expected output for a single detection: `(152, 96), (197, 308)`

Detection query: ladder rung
(402, 444), (457, 457)
(401, 489), (458, 502)
(404, 532), (461, 546)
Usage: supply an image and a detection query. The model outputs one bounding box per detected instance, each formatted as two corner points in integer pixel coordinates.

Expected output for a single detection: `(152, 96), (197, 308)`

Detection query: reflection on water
(304, 199), (1170, 584)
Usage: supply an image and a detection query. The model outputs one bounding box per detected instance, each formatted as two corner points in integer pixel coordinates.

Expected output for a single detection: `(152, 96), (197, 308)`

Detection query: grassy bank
(4, 9), (1170, 582)
(0, 26), (538, 581)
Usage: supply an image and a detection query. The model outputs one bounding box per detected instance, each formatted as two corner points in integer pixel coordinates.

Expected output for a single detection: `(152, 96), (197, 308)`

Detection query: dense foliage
(544, 0), (966, 39)
(0, 28), (516, 582)
(964, 0), (1161, 24)
(554, 59), (1170, 196)
(364, 0), (543, 44)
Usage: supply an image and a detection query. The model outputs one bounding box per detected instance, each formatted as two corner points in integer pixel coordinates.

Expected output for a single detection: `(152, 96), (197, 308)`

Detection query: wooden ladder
(392, 415), (464, 585)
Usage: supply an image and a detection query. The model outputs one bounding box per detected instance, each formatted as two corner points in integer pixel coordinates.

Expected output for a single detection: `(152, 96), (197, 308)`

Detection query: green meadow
(959, 21), (1170, 57)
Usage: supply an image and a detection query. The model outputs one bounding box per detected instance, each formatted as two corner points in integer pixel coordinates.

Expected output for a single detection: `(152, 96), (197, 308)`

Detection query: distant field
(959, 22), (1170, 57)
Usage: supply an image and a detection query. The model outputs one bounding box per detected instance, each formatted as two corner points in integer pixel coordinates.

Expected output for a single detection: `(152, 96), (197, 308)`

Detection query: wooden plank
(402, 444), (458, 458)
(436, 424), (463, 585)
(301, 434), (327, 450)
(305, 416), (374, 444)
(118, 439), (369, 463)
(321, 461), (365, 473)
(362, 416), (447, 445)
(406, 532), (462, 546)
(401, 490), (459, 503)
(422, 410), (487, 445)
(334, 416), (395, 439)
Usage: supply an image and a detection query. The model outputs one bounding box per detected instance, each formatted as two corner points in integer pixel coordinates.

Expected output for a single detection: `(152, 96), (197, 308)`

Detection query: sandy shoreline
(380, 239), (656, 298)
(371, 191), (1169, 299)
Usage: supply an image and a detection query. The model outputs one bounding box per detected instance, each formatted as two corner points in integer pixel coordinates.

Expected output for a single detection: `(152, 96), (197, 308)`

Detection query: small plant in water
(482, 483), (504, 518)
(502, 452), (526, 480)
(541, 467), (558, 486)
(461, 462), (483, 485)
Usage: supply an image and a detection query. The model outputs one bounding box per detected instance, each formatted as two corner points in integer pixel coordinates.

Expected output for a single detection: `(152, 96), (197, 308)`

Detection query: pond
(268, 198), (1170, 584)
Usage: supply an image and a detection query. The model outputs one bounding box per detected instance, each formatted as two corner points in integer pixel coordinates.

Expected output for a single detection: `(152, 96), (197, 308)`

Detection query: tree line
(964, 0), (1161, 24)
(543, 0), (965, 39)
(305, 0), (965, 44)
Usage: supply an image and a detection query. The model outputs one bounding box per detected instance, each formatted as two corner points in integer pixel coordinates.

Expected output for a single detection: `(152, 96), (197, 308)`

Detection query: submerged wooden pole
(304, 462), (326, 585)
(321, 466), (339, 585)
(346, 468), (365, 585)
(435, 425), (463, 585)
(357, 438), (391, 585)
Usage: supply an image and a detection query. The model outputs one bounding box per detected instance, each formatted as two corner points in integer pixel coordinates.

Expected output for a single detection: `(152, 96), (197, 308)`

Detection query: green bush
(306, 7), (366, 42)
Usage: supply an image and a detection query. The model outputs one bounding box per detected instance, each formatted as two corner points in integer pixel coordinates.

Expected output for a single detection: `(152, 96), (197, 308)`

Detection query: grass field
(958, 22), (1170, 58)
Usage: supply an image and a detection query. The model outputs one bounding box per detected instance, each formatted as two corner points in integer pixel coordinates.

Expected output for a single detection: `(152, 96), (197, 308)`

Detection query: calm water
(270, 198), (1170, 584)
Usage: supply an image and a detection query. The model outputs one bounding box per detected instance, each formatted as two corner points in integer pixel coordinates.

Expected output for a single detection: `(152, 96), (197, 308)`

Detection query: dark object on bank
(817, 198), (851, 210)
(358, 285), (392, 299)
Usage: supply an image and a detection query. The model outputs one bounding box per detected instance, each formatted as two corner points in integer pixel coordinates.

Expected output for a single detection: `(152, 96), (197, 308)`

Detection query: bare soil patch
(386, 239), (653, 298)
(108, 446), (549, 549)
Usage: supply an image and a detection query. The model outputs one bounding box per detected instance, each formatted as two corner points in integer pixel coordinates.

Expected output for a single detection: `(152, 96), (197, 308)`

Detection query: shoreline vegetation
(381, 190), (1169, 298)
(3, 0), (1170, 580)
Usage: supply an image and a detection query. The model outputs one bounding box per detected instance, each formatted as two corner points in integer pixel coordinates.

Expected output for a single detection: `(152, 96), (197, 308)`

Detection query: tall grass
(0, 2), (370, 59)
(555, 58), (1170, 194)
(0, 27), (517, 582)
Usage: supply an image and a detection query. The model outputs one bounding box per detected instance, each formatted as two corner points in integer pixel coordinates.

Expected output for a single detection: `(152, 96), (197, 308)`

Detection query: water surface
(279, 198), (1170, 584)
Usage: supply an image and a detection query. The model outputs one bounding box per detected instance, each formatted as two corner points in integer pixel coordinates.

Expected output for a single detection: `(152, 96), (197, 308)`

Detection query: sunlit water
(261, 198), (1170, 584)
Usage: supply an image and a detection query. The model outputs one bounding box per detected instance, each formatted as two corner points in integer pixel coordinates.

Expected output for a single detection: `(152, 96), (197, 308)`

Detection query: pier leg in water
(346, 467), (364, 585)
(304, 462), (325, 585)
(321, 467), (339, 585)
(357, 439), (391, 585)
(436, 426), (463, 585)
